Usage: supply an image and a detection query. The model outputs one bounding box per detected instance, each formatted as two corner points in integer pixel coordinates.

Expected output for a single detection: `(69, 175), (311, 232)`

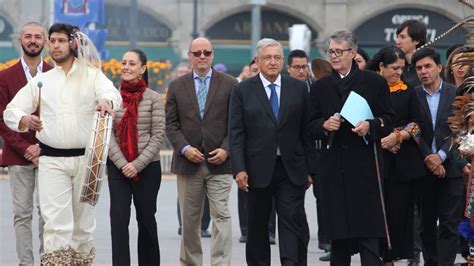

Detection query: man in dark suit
(166, 37), (237, 265)
(236, 59), (277, 245)
(413, 47), (464, 266)
(229, 38), (311, 265)
(0, 22), (52, 265)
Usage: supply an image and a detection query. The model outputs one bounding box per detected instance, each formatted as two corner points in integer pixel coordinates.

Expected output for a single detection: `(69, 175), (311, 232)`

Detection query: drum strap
(39, 142), (85, 157)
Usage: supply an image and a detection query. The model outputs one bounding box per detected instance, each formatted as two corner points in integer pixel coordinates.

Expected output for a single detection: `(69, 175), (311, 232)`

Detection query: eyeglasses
(326, 48), (352, 57)
(190, 50), (213, 57)
(291, 64), (308, 71)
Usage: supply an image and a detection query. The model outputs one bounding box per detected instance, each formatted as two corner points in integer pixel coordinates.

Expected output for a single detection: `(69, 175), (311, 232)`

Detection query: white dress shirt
(259, 72), (282, 155)
(259, 72), (281, 104)
(20, 56), (44, 81)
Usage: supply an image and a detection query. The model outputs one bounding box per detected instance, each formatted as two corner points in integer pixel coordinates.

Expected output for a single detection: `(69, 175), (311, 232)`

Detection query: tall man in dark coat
(413, 47), (463, 266)
(0, 22), (52, 265)
(308, 30), (395, 265)
(229, 38), (311, 265)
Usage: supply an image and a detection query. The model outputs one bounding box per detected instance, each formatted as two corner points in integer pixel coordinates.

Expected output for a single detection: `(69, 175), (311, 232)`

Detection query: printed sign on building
(354, 8), (467, 48)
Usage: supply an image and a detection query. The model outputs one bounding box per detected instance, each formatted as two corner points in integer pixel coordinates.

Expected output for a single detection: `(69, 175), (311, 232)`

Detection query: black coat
(383, 85), (427, 181)
(229, 74), (312, 187)
(308, 64), (395, 240)
(401, 62), (420, 88)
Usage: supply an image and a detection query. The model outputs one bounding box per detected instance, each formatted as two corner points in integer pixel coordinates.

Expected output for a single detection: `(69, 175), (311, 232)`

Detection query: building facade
(0, 0), (471, 74)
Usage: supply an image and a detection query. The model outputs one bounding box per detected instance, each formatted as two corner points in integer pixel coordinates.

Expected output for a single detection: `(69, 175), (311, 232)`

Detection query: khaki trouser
(177, 163), (233, 266)
(9, 164), (44, 265)
(38, 155), (95, 258)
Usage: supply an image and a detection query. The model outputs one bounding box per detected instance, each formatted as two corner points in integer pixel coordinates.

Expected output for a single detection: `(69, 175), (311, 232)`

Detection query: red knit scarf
(115, 79), (146, 181)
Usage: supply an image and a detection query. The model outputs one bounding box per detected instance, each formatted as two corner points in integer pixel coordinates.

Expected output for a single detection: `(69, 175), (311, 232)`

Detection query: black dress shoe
(319, 252), (331, 262)
(239, 235), (247, 243)
(201, 229), (211, 238)
(269, 236), (276, 245)
(318, 243), (331, 252)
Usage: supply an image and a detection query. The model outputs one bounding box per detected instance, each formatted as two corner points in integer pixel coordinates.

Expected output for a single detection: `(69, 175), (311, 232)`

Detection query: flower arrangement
(0, 57), (172, 92)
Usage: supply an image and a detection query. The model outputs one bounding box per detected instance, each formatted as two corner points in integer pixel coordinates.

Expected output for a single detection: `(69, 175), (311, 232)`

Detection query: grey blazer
(165, 70), (237, 175)
(108, 88), (166, 172)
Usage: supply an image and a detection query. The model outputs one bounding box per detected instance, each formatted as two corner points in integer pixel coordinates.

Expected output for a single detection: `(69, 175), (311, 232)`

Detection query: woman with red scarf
(107, 49), (166, 265)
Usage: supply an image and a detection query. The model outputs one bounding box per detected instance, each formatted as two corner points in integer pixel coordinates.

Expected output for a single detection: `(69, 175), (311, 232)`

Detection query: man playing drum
(3, 23), (121, 264)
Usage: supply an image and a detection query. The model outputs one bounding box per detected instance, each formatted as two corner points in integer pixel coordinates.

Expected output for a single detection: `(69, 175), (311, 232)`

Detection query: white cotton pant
(38, 155), (95, 256)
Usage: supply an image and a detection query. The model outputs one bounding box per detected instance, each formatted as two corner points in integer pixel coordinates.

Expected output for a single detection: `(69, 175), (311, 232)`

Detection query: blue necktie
(269, 84), (279, 119)
(197, 76), (208, 118)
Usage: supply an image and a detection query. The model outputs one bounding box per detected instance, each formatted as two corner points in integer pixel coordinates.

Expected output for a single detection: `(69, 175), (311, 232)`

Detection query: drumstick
(37, 81), (43, 119)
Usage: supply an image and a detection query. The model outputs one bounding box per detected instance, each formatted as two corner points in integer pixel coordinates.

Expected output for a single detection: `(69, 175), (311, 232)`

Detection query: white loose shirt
(4, 60), (122, 149)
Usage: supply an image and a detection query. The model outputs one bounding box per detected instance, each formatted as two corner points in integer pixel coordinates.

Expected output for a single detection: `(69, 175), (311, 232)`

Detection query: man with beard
(4, 23), (121, 264)
(0, 22), (52, 265)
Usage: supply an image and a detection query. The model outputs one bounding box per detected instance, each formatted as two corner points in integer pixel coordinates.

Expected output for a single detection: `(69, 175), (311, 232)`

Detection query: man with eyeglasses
(166, 37), (237, 265)
(308, 30), (395, 265)
(287, 49), (311, 83)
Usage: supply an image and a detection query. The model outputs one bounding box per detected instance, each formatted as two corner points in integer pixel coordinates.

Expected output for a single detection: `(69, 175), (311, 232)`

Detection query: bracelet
(395, 131), (403, 145)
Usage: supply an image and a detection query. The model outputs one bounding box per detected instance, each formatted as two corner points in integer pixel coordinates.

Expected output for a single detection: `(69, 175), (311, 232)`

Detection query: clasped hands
(122, 163), (138, 178)
(425, 153), (445, 178)
(184, 147), (228, 165)
(381, 133), (400, 154)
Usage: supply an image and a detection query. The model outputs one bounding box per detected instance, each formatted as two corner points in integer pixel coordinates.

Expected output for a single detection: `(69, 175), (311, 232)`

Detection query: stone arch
(0, 11), (15, 42)
(202, 4), (323, 42)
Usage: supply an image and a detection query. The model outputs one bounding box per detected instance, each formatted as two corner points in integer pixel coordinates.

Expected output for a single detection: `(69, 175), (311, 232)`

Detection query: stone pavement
(0, 173), (466, 265)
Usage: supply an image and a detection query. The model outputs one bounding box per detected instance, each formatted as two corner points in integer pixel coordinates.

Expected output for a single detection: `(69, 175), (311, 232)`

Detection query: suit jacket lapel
(13, 61), (27, 88)
(253, 77), (277, 124)
(435, 83), (448, 127)
(184, 73), (201, 119)
(278, 76), (289, 125)
(416, 87), (432, 127)
(203, 71), (219, 119)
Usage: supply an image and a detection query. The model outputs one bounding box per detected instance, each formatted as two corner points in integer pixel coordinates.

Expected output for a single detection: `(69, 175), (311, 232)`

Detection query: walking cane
(372, 141), (392, 250)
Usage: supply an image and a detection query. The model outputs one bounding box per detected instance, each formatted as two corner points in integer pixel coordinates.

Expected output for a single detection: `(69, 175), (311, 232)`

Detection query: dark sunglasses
(190, 50), (213, 57)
